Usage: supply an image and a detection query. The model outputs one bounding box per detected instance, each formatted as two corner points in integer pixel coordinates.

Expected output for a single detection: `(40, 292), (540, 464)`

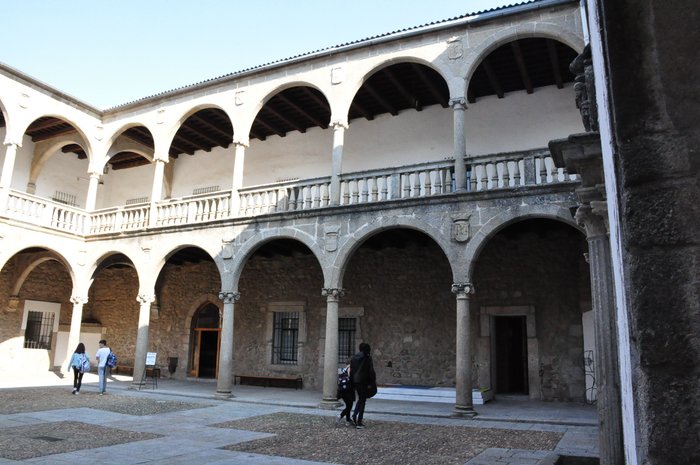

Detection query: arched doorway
(189, 303), (220, 378)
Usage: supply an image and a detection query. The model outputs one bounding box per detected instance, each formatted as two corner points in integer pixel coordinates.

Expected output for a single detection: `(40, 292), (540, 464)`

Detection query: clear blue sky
(1, 1), (517, 108)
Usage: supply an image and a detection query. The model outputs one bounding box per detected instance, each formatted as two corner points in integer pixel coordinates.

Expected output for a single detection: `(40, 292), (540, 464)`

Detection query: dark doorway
(198, 330), (219, 378)
(494, 315), (528, 394)
(189, 303), (220, 378)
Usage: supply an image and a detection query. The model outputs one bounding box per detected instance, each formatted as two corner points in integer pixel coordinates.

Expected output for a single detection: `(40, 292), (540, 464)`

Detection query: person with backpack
(67, 342), (90, 394)
(95, 339), (111, 395)
(335, 360), (354, 427)
(350, 342), (377, 429)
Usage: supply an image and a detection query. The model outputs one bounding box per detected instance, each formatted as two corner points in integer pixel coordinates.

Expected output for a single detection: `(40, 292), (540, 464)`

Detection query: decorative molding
(449, 97), (467, 110)
(451, 213), (471, 243)
(137, 294), (156, 305)
(218, 291), (240, 304)
(321, 288), (345, 299)
(70, 296), (88, 305)
(323, 224), (341, 252)
(451, 282), (475, 295)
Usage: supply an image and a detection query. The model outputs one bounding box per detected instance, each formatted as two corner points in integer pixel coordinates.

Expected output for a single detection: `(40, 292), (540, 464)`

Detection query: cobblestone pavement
(0, 375), (599, 464)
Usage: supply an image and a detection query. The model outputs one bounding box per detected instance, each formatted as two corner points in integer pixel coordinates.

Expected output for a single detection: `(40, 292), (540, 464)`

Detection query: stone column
(576, 202), (624, 465)
(453, 282), (476, 417)
(148, 157), (167, 228)
(85, 171), (101, 211)
(320, 288), (343, 408)
(0, 142), (19, 213)
(450, 98), (467, 192)
(131, 294), (155, 388)
(64, 296), (87, 373)
(216, 291), (239, 398)
(329, 122), (347, 206)
(230, 140), (248, 216)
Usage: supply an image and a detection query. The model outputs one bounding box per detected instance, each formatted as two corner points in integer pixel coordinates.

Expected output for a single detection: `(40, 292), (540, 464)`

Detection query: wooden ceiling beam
(172, 133), (199, 154)
(263, 103), (307, 133)
(255, 117), (286, 138)
(26, 118), (67, 132)
(301, 87), (330, 111)
(546, 40), (564, 89)
(510, 41), (534, 94)
(350, 101), (373, 121)
(191, 115), (233, 141)
(178, 123), (223, 148)
(411, 64), (449, 108)
(29, 126), (78, 142)
(482, 58), (504, 99)
(61, 144), (87, 159)
(276, 93), (328, 128)
(383, 68), (421, 111)
(363, 81), (398, 116)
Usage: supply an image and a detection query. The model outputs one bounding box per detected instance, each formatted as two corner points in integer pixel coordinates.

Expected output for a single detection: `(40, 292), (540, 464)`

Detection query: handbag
(367, 384), (378, 398)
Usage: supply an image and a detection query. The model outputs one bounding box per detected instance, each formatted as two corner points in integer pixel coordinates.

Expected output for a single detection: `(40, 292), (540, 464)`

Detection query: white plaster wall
(170, 145), (236, 198)
(245, 125), (334, 186)
(465, 84), (583, 155)
(97, 164), (154, 209)
(34, 150), (89, 208)
(4, 133), (35, 191)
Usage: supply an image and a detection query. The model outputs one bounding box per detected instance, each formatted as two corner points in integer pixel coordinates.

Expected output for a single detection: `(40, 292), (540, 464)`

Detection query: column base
(128, 382), (145, 390)
(319, 398), (341, 409)
(215, 390), (234, 400)
(453, 404), (478, 418)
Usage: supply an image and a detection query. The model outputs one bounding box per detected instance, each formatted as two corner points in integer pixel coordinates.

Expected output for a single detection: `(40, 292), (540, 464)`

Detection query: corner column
(64, 296), (87, 373)
(320, 288), (343, 408)
(453, 282), (476, 417)
(450, 98), (467, 192)
(216, 291), (239, 398)
(148, 156), (167, 228)
(230, 140), (248, 216)
(329, 122), (347, 206)
(0, 142), (19, 213)
(131, 294), (155, 388)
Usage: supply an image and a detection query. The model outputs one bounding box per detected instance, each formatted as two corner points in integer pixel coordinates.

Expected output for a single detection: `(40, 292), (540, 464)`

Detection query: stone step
(374, 386), (493, 404)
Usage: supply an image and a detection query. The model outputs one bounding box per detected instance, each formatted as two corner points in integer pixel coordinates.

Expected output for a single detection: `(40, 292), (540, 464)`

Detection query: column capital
(70, 295), (88, 305)
(153, 153), (169, 163)
(575, 203), (609, 238)
(449, 97), (467, 110)
(3, 140), (21, 148)
(321, 288), (345, 299)
(232, 138), (249, 148)
(88, 171), (102, 179)
(137, 294), (156, 305)
(331, 121), (349, 131)
(218, 291), (240, 304)
(451, 282), (475, 296)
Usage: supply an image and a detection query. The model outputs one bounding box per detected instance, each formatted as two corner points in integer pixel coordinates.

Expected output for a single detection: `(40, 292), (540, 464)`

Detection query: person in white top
(95, 339), (111, 395)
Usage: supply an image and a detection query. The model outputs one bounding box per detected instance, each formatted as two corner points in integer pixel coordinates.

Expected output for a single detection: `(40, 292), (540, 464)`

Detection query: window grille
(52, 191), (77, 207)
(23, 311), (55, 349)
(338, 317), (356, 362)
(192, 185), (220, 195)
(125, 196), (149, 205)
(272, 311), (299, 365)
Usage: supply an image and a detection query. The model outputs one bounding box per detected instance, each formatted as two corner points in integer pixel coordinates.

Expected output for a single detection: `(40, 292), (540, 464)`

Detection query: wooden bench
(234, 374), (303, 389)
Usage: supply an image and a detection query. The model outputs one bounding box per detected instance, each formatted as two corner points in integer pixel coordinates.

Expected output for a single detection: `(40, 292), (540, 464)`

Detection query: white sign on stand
(146, 352), (157, 366)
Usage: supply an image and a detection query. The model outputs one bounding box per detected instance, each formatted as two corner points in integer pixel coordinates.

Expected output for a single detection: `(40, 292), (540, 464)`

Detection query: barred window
(338, 317), (356, 362)
(23, 311), (55, 349)
(272, 312), (299, 365)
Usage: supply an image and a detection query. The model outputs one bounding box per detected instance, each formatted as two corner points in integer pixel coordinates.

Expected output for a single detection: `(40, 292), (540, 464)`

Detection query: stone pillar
(329, 122), (347, 206)
(576, 202), (624, 465)
(453, 282), (476, 417)
(148, 158), (166, 228)
(0, 142), (19, 213)
(320, 288), (343, 408)
(85, 171), (101, 211)
(131, 294), (155, 388)
(550, 132), (624, 465)
(64, 296), (87, 373)
(216, 291), (239, 398)
(230, 140), (248, 215)
(450, 98), (467, 192)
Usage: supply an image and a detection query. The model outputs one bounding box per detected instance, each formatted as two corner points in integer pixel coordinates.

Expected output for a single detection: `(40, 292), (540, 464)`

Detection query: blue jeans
(98, 366), (107, 393)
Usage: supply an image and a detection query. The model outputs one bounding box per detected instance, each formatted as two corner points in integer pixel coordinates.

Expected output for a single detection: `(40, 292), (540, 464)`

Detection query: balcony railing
(1, 150), (574, 237)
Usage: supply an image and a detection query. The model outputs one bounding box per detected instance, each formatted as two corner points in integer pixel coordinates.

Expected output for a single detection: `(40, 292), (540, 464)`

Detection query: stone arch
(462, 204), (582, 280)
(343, 57), (451, 120)
(230, 228), (326, 290)
(164, 103), (235, 152)
(28, 132), (91, 187)
(2, 247), (75, 297)
(153, 244), (223, 288)
(331, 216), (456, 288)
(462, 23), (585, 93)
(19, 114), (93, 158)
(89, 251), (138, 281)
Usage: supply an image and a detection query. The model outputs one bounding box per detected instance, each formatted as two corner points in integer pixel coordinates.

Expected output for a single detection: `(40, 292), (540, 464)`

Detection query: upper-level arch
(165, 104), (234, 158)
(462, 23), (585, 98)
(17, 115), (93, 158)
(245, 83), (332, 142)
(344, 58), (450, 123)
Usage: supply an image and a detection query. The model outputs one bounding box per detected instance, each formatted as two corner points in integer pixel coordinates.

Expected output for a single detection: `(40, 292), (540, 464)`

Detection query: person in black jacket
(350, 342), (376, 429)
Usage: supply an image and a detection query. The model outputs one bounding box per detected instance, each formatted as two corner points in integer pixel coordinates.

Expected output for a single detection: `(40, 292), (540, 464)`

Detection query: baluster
(411, 171), (420, 197)
(511, 160), (521, 186)
(359, 178), (368, 203)
(434, 169), (443, 194)
(539, 157), (548, 184)
(561, 167), (570, 182)
(400, 173), (409, 198)
(380, 176), (389, 200)
(321, 183), (330, 207)
(288, 187), (297, 211)
(349, 180), (357, 204)
(369, 176), (378, 202)
(490, 163), (499, 189)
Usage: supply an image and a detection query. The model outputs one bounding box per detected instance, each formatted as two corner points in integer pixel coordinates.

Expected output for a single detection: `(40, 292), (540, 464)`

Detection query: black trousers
(72, 368), (84, 391)
(353, 384), (368, 424)
(340, 392), (354, 420)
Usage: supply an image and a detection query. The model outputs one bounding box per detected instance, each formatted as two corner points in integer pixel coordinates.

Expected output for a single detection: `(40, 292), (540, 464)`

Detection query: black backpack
(336, 370), (351, 399)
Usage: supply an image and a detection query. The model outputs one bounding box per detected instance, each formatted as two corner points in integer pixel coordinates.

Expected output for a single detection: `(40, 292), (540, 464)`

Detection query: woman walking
(350, 342), (376, 429)
(67, 342), (90, 394)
